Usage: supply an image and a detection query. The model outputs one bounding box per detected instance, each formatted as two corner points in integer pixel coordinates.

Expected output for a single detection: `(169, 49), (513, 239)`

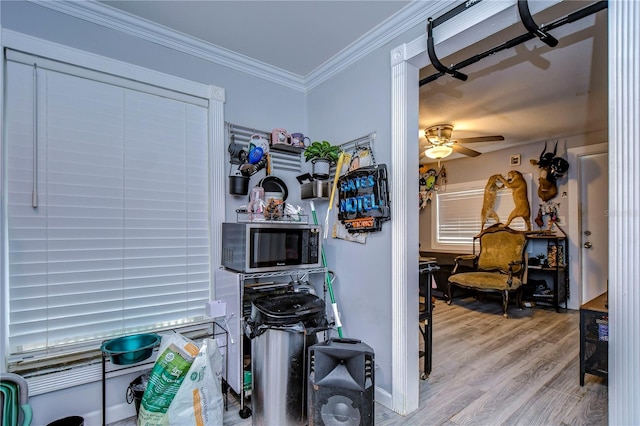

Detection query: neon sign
(337, 165), (390, 233)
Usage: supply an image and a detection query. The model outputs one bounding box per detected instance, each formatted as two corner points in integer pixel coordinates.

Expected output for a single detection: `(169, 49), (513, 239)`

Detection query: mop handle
(310, 201), (343, 338)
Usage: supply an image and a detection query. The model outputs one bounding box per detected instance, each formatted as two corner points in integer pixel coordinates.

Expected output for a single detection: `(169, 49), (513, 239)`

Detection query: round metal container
(100, 333), (160, 365)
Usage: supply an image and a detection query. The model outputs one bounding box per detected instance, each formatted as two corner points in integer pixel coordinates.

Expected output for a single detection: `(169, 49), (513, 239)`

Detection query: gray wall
(306, 24), (425, 393)
(0, 0), (611, 423)
(1, 1), (308, 424)
(1, 0), (308, 219)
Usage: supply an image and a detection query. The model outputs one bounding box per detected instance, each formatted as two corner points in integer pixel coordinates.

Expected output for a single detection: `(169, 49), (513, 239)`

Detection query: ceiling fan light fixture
(424, 124), (454, 144)
(425, 145), (453, 159)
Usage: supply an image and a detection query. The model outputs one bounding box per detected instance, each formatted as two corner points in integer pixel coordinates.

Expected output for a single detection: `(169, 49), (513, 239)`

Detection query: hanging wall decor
(419, 165), (447, 210)
(529, 141), (570, 202)
(336, 164), (390, 233)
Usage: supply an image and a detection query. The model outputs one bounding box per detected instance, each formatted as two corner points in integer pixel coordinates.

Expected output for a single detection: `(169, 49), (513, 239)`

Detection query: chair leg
(517, 287), (524, 309)
(502, 290), (509, 318)
(446, 283), (454, 305)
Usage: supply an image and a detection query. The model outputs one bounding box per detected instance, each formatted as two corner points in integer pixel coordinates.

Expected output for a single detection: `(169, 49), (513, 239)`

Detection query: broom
(310, 200), (343, 338)
(324, 152), (349, 239)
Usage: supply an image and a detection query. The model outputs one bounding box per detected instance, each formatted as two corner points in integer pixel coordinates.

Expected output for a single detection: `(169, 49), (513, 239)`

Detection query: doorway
(568, 143), (608, 306)
(390, 0), (610, 415)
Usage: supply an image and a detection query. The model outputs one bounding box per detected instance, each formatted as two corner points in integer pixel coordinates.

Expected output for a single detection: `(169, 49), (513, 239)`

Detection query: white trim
(567, 143), (607, 310)
(82, 401), (136, 426)
(391, 56), (420, 414)
(608, 1), (640, 424)
(30, 0), (305, 92)
(2, 29), (224, 102)
(390, 0), (571, 416)
(306, 1), (450, 91)
(0, 20), (7, 372)
(374, 386), (392, 411)
(24, 0), (507, 93)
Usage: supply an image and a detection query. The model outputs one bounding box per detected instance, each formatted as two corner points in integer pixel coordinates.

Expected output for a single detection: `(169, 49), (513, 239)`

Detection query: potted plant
(304, 140), (342, 179)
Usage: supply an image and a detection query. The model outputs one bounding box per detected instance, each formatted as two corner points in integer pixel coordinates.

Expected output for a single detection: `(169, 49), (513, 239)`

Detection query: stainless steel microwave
(221, 222), (322, 273)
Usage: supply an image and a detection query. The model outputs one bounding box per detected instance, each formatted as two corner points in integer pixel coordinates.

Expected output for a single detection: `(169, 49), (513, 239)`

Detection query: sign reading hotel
(337, 165), (391, 233)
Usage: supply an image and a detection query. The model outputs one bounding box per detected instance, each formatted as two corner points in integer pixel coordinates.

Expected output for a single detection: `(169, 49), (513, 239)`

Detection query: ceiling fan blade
(456, 135), (505, 143)
(452, 143), (481, 157)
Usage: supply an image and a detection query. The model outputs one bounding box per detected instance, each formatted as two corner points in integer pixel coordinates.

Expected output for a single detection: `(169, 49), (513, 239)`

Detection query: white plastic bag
(166, 338), (224, 426)
(137, 333), (200, 426)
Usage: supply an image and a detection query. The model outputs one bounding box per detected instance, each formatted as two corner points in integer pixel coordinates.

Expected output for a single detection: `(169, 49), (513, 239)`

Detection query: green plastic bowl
(101, 333), (160, 365)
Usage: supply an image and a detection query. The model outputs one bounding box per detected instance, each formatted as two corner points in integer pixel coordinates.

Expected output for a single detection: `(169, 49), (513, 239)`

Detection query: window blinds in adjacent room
(431, 175), (532, 251)
(5, 54), (211, 355)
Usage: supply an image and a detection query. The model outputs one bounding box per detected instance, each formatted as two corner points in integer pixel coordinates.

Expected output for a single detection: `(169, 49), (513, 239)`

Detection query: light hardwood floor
(111, 296), (607, 426)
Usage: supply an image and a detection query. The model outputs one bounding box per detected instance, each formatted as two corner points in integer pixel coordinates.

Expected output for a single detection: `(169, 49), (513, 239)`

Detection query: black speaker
(308, 338), (375, 426)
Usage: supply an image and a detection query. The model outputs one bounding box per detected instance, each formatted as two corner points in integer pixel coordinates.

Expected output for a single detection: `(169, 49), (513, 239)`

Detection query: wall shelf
(525, 226), (569, 312)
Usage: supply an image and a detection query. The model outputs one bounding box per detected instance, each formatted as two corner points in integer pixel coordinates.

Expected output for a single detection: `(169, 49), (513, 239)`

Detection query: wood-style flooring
(111, 296), (608, 426)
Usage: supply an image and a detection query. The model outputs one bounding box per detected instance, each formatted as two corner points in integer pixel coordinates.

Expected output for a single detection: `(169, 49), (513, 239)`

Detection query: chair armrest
(452, 254), (477, 274)
(508, 259), (525, 273)
(506, 260), (525, 286)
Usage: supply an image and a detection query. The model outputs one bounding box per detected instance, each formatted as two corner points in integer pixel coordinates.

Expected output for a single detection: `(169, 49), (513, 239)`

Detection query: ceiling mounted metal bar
(427, 18), (468, 81)
(420, 1), (607, 87)
(430, 0), (486, 28)
(518, 0), (558, 47)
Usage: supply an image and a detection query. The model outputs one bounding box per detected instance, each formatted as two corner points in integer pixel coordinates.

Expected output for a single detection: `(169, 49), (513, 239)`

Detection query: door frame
(391, 1), (639, 420)
(568, 143), (608, 309)
(388, 0), (570, 414)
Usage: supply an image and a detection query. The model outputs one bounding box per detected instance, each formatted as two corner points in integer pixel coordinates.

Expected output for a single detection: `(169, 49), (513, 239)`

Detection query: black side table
(580, 291), (608, 385)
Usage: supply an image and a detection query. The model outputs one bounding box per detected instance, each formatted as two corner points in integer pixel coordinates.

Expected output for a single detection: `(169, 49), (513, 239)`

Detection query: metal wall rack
(225, 122), (377, 176)
(226, 122), (302, 173)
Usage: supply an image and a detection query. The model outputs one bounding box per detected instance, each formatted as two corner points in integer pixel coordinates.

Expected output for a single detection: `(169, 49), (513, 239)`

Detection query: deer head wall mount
(529, 141), (570, 202)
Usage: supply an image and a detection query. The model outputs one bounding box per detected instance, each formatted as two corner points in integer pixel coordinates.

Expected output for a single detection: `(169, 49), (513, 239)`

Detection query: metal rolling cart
(100, 321), (228, 426)
(214, 266), (327, 419)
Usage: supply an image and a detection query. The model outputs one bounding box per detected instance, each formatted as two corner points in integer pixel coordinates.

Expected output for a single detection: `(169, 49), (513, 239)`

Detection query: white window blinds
(431, 175), (532, 252)
(6, 58), (211, 355)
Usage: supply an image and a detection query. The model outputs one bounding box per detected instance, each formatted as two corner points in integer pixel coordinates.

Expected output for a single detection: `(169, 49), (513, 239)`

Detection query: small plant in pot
(304, 140), (342, 180)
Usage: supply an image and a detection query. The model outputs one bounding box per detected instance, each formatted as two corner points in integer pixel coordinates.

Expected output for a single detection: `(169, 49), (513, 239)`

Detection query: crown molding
(305, 1), (451, 91)
(29, 0), (452, 93)
(30, 0), (306, 92)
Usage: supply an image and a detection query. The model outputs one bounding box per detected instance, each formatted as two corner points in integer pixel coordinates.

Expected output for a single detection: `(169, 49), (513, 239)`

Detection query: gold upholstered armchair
(447, 224), (528, 318)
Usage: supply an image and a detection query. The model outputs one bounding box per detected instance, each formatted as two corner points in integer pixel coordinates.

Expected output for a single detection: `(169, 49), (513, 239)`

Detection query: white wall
(419, 129), (609, 252)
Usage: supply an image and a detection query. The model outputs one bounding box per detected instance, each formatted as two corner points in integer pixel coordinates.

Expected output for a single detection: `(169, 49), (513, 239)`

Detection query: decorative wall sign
(337, 165), (390, 233)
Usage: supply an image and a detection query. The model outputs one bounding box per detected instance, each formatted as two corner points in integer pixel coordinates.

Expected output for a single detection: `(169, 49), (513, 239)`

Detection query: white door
(579, 152), (608, 303)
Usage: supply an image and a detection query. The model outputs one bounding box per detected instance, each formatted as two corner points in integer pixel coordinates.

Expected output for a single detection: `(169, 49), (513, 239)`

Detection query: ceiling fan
(421, 124), (505, 160)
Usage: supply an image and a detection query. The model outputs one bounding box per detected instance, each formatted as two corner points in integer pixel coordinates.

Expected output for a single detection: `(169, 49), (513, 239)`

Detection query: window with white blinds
(431, 175), (532, 252)
(5, 57), (211, 356)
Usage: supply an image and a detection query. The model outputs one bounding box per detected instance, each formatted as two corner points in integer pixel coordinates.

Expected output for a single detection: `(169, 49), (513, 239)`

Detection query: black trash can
(46, 416), (84, 426)
(127, 371), (151, 416)
(246, 293), (327, 426)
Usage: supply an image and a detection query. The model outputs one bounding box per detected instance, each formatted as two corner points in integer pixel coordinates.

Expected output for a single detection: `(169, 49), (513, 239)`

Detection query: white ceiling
(101, 0), (411, 77)
(418, 1), (608, 161)
(99, 0), (608, 162)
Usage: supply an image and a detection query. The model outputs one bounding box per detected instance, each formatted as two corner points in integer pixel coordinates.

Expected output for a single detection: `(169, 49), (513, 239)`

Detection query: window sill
(9, 321), (218, 396)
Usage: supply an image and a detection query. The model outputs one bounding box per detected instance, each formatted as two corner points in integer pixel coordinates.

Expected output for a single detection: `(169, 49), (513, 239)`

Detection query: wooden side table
(580, 291), (608, 385)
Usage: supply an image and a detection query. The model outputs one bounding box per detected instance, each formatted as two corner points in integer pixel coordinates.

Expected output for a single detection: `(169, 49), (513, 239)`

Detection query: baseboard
(375, 385), (392, 410)
(82, 402), (136, 426)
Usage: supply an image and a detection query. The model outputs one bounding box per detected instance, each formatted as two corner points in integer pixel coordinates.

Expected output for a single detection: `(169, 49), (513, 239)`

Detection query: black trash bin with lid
(247, 292), (327, 426)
